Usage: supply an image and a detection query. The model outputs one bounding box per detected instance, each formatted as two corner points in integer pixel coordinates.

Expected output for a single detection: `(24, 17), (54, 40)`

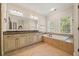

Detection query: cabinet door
(29, 33), (33, 44)
(25, 34), (30, 46)
(3, 35), (15, 52)
(31, 33), (42, 44)
(3, 36), (10, 52)
(30, 33), (40, 44)
(32, 33), (38, 43)
(19, 35), (27, 48)
(9, 37), (15, 51)
(37, 33), (42, 42)
(33, 33), (39, 43)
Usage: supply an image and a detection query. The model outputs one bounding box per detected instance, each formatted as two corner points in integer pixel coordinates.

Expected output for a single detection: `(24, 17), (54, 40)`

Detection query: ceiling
(17, 3), (73, 16)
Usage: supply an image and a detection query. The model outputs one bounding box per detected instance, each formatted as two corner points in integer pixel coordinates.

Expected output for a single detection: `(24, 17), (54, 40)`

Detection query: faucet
(49, 33), (52, 37)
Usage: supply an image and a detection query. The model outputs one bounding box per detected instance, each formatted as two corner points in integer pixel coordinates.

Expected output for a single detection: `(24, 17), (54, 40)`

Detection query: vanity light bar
(30, 15), (38, 20)
(9, 10), (23, 17)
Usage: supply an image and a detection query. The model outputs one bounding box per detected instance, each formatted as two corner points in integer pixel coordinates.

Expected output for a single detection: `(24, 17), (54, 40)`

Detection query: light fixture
(34, 16), (38, 20)
(30, 15), (34, 19)
(9, 10), (23, 17)
(30, 15), (38, 20)
(50, 8), (56, 12)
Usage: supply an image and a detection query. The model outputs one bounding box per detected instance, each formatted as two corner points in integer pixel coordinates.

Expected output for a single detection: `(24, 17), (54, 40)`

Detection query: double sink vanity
(3, 30), (43, 53)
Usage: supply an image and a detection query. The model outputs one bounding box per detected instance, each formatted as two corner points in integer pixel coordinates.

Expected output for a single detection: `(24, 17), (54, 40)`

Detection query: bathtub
(43, 34), (73, 43)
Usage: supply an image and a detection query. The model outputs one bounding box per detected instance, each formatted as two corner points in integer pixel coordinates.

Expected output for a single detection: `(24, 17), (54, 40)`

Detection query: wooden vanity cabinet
(3, 32), (42, 53)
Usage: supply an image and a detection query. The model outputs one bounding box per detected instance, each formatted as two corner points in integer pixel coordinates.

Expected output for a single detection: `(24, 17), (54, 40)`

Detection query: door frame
(0, 3), (1, 55)
(73, 3), (79, 56)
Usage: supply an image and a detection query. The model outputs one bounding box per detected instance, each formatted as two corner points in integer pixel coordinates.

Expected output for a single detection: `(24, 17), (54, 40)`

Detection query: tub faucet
(49, 33), (52, 37)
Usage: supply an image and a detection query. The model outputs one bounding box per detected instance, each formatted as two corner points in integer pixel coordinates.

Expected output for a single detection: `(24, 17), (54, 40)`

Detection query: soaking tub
(43, 34), (73, 43)
(42, 33), (74, 55)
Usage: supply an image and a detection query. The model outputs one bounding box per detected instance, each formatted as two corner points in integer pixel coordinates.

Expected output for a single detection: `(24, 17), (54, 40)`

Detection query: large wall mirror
(7, 14), (38, 31)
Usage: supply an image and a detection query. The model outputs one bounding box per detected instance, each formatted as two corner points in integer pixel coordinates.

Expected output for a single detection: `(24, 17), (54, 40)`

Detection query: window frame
(48, 16), (73, 35)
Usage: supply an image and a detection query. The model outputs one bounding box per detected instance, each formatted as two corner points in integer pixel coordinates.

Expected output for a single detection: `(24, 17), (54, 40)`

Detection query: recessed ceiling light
(50, 8), (56, 11)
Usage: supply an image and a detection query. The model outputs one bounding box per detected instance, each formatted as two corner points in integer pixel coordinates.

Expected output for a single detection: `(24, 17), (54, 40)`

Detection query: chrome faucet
(49, 33), (52, 37)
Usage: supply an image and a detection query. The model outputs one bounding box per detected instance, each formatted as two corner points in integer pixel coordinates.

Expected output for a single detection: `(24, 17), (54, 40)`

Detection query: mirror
(8, 14), (38, 31)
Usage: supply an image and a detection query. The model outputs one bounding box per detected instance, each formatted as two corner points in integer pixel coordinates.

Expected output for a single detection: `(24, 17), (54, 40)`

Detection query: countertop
(3, 30), (40, 35)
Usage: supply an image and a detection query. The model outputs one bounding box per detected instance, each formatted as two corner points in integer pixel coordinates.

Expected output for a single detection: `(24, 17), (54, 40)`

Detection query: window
(48, 16), (72, 34)
(50, 22), (54, 32)
(60, 16), (71, 33)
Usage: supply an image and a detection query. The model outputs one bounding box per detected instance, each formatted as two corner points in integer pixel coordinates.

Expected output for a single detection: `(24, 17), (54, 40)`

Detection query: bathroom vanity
(3, 12), (45, 54)
(3, 30), (43, 53)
